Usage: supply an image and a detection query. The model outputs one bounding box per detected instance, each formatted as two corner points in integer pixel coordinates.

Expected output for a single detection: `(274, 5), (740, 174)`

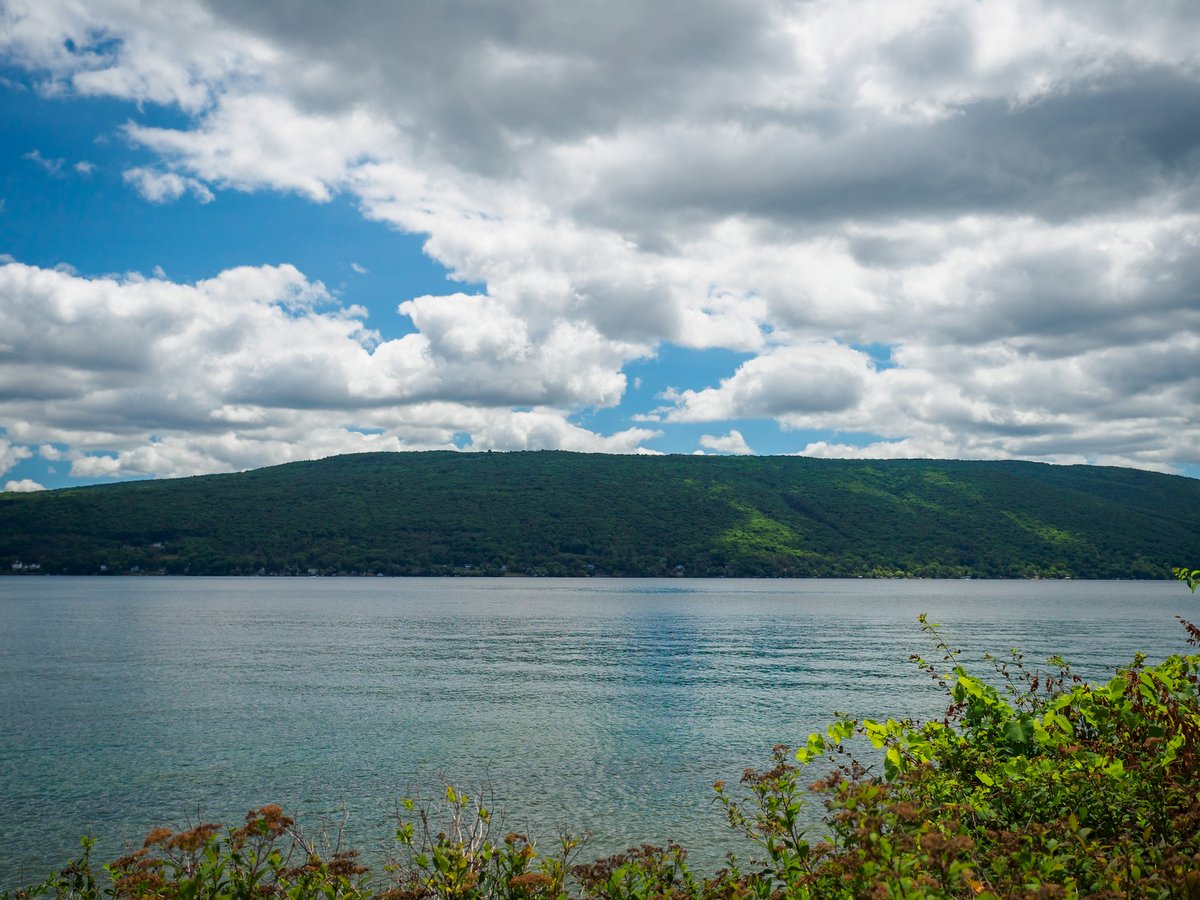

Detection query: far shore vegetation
(3, 452), (1198, 579)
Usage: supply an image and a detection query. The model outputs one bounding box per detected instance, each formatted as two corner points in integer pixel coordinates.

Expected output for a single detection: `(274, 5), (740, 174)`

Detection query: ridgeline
(1, 451), (1197, 578)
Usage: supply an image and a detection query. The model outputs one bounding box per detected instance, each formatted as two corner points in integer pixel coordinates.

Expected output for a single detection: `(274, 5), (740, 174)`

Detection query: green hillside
(1, 452), (1197, 578)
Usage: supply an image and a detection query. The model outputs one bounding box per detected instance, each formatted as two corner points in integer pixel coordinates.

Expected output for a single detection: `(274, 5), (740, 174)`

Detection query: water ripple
(0, 577), (1187, 885)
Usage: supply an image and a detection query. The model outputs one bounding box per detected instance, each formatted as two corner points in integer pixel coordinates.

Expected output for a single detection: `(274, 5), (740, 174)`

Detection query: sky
(1, 0), (1199, 492)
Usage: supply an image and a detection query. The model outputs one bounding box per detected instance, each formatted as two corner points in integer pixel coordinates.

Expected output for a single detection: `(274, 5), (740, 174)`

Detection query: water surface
(0, 577), (1190, 886)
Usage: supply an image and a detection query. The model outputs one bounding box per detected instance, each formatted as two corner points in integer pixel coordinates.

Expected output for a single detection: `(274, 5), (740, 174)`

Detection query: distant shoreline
(4, 452), (1195, 579)
(2, 572), (1170, 580)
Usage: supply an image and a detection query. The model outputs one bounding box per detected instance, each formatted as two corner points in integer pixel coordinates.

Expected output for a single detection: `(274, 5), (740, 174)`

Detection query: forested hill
(1, 452), (1197, 578)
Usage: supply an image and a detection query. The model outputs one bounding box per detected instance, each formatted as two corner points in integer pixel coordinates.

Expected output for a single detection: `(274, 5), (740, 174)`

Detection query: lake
(0, 577), (1193, 887)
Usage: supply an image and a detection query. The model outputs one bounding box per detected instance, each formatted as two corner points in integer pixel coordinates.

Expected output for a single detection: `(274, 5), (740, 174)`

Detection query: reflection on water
(0, 577), (1189, 885)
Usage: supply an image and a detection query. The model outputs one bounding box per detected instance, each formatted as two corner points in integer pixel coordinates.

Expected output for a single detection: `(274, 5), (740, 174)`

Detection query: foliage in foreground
(1175, 566), (1200, 593)
(8, 617), (1200, 899)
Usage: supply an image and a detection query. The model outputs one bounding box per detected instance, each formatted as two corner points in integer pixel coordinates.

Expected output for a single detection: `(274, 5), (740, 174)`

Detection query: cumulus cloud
(3, 478), (45, 492)
(699, 430), (753, 455)
(0, 261), (659, 479)
(0, 0), (274, 110)
(667, 344), (873, 422)
(2, 0), (1200, 477)
(126, 94), (394, 201)
(463, 410), (660, 454)
(0, 438), (32, 476)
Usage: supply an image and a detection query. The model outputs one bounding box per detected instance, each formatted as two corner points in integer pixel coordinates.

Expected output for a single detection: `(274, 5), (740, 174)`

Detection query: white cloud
(126, 94), (394, 202)
(123, 166), (214, 203)
(464, 410), (660, 453)
(699, 430), (753, 455)
(23, 148), (64, 175)
(395, 292), (648, 408)
(3, 478), (45, 492)
(0, 261), (661, 479)
(20, 151), (94, 178)
(2, 0), (1200, 476)
(0, 0), (276, 110)
(0, 438), (32, 476)
(667, 344), (873, 422)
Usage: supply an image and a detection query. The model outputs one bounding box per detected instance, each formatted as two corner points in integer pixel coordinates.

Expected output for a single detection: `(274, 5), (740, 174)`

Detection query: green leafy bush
(718, 613), (1200, 897)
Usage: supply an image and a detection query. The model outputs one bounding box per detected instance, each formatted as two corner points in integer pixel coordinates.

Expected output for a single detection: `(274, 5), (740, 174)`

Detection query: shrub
(714, 614), (1200, 897)
(5, 806), (371, 900)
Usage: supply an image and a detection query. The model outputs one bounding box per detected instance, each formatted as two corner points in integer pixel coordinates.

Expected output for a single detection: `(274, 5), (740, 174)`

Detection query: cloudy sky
(2, 0), (1198, 491)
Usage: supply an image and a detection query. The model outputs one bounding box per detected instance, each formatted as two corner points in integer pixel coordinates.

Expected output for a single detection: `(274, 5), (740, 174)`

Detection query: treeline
(1, 451), (1197, 578)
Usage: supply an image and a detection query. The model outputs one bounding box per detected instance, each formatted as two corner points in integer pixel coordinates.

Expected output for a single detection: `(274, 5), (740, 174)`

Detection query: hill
(1, 452), (1197, 578)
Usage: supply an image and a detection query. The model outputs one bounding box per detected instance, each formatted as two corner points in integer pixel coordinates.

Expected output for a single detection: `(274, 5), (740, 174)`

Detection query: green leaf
(795, 732), (827, 764)
(886, 745), (902, 774)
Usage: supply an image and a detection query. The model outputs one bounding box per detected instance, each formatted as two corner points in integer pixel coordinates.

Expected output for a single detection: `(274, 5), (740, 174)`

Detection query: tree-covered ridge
(1, 452), (1197, 578)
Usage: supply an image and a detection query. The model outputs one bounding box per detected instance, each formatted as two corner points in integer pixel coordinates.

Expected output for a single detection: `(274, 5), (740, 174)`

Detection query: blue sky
(0, 72), (459, 337)
(1, 1), (1198, 490)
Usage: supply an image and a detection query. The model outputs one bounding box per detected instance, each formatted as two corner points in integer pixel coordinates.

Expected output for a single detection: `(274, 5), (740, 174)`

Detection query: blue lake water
(0, 577), (1193, 887)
